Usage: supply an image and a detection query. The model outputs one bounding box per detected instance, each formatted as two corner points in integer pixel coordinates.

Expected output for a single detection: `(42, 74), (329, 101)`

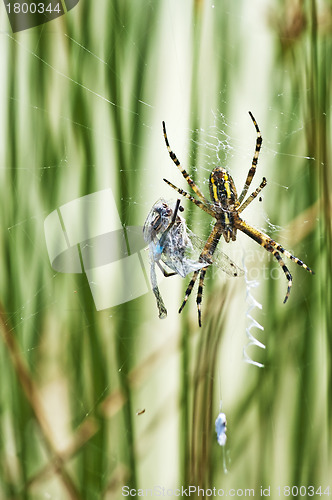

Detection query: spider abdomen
(209, 168), (238, 208)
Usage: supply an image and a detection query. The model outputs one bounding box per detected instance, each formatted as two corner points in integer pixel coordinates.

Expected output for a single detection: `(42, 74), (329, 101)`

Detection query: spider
(162, 112), (314, 327)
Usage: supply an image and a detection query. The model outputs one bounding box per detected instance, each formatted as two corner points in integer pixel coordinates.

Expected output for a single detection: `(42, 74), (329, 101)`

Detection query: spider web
(184, 107), (316, 360)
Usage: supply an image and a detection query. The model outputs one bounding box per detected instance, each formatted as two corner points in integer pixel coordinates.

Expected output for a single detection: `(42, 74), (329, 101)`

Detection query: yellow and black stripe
(162, 121), (207, 203)
(237, 177), (267, 213)
(178, 223), (222, 325)
(209, 167), (237, 205)
(163, 178), (214, 217)
(237, 218), (314, 303)
(196, 268), (207, 327)
(238, 111), (263, 205)
(270, 251), (293, 303)
(179, 269), (200, 314)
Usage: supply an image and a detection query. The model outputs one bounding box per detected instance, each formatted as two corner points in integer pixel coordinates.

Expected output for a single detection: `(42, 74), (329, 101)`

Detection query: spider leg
(237, 177), (267, 214)
(196, 267), (208, 327)
(163, 178), (215, 217)
(162, 121), (208, 203)
(236, 218), (314, 301)
(266, 240), (315, 274)
(179, 269), (200, 314)
(170, 198), (181, 224)
(236, 219), (314, 274)
(238, 111), (263, 205)
(268, 247), (293, 303)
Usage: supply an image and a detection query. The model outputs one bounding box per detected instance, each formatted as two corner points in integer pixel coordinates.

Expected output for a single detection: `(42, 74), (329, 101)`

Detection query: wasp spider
(162, 113), (314, 327)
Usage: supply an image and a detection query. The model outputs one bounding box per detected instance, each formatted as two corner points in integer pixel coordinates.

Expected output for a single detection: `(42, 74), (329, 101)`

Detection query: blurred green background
(0, 0), (331, 498)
